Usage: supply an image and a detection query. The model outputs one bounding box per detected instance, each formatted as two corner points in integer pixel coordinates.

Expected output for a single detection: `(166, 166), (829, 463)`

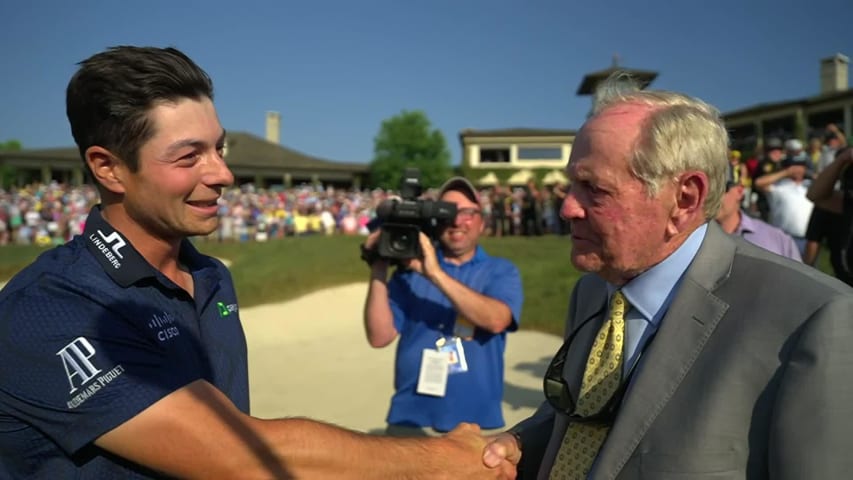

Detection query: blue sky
(1, 0), (852, 165)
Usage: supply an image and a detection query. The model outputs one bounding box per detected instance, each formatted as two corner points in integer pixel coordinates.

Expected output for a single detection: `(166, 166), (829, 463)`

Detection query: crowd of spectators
(0, 182), (98, 246)
(0, 178), (577, 248)
(1, 126), (847, 251)
(0, 182), (389, 246)
(732, 124), (851, 284)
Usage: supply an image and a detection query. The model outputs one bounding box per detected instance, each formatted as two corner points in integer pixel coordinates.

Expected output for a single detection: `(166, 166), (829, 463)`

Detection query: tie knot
(610, 290), (627, 321)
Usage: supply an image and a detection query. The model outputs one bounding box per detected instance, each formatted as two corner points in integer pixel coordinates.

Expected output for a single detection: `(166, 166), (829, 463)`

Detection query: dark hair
(66, 46), (214, 174)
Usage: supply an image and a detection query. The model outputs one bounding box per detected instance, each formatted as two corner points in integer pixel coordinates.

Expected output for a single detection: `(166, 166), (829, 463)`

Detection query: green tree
(0, 140), (22, 189)
(370, 110), (452, 191)
(0, 140), (21, 151)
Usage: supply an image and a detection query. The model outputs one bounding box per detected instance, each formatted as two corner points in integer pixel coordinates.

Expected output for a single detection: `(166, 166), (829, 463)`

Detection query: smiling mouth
(187, 199), (218, 207)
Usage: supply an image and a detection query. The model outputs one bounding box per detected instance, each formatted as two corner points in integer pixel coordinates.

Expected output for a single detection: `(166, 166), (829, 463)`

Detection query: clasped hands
(440, 423), (522, 479)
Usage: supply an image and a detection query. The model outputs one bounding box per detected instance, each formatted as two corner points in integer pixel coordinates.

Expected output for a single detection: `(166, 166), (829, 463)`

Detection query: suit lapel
(561, 276), (609, 400)
(591, 223), (735, 480)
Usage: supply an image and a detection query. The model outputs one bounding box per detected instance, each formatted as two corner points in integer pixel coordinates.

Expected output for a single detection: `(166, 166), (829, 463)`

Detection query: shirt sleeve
(0, 281), (202, 456)
(387, 269), (410, 333)
(482, 259), (524, 331)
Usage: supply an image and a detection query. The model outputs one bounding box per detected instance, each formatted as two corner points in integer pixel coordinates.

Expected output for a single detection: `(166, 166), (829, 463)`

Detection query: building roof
(722, 89), (853, 121)
(0, 131), (370, 174)
(576, 67), (659, 95)
(459, 127), (577, 139)
(0, 147), (80, 167)
(223, 132), (367, 173)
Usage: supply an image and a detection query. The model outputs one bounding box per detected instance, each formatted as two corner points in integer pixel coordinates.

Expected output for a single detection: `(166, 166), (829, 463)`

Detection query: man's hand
(401, 233), (442, 282)
(438, 423), (517, 479)
(786, 164), (808, 178)
(364, 231), (381, 250)
(362, 231), (389, 271)
(482, 432), (522, 470)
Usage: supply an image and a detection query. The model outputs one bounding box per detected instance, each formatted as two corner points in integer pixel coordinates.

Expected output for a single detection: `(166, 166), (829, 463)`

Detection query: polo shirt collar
(83, 205), (217, 290)
(735, 211), (759, 235)
(437, 244), (487, 267)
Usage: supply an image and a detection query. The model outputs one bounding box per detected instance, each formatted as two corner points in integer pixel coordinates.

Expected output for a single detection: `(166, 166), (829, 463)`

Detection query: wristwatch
(509, 430), (523, 452)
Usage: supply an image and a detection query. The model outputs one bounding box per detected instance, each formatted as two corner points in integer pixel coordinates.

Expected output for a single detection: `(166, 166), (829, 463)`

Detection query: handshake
(425, 423), (522, 479)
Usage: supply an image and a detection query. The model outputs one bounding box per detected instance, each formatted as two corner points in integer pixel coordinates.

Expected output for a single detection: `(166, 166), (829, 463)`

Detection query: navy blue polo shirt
(0, 206), (249, 478)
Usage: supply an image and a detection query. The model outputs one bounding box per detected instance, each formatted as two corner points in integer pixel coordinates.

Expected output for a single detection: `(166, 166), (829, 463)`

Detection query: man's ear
(668, 171), (708, 235)
(85, 146), (126, 194)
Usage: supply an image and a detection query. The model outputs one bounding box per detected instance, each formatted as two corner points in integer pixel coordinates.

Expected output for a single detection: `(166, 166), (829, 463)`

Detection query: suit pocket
(639, 450), (738, 479)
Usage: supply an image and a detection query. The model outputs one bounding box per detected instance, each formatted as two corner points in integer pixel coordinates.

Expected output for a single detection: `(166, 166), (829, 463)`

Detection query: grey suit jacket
(515, 222), (853, 480)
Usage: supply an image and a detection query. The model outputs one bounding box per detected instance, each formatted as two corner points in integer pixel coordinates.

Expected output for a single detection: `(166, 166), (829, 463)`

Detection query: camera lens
(391, 232), (410, 252)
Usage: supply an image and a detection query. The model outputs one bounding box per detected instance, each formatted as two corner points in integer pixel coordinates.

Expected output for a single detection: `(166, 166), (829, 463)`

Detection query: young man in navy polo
(0, 46), (515, 479)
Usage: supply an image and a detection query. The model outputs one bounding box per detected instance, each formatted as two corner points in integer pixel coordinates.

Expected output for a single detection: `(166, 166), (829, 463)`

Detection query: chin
(185, 220), (219, 237)
(570, 252), (601, 274)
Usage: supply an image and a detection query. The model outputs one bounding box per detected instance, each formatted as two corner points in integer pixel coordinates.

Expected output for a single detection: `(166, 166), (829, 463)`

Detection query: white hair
(591, 74), (729, 219)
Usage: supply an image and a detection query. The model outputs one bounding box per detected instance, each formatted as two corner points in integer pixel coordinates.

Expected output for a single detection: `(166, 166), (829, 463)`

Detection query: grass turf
(0, 234), (836, 337)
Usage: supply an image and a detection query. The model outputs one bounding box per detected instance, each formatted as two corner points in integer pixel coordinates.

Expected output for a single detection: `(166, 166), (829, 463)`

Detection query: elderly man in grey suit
(482, 81), (853, 479)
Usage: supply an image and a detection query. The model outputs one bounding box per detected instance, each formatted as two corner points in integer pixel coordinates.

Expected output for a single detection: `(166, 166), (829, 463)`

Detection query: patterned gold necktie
(549, 290), (627, 480)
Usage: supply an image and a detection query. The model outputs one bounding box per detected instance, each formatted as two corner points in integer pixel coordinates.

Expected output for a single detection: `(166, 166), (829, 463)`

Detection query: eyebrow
(163, 129), (227, 158)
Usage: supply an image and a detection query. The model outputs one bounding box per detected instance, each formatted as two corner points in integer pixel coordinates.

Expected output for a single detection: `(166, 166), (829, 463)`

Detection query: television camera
(373, 168), (457, 261)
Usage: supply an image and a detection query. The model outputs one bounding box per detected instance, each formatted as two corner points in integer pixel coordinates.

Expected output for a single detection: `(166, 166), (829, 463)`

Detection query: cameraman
(362, 177), (523, 436)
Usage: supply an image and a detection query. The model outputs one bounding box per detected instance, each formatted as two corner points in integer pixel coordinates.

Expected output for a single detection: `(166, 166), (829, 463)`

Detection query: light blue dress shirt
(584, 224), (708, 480)
(606, 223), (708, 375)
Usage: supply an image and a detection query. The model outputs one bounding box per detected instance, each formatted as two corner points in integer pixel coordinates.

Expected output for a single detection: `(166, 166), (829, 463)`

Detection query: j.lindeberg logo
(88, 229), (125, 269)
(56, 336), (125, 409)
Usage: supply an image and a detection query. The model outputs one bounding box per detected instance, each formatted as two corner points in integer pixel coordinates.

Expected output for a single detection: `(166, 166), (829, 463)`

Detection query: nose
(206, 151), (234, 188)
(559, 188), (584, 221)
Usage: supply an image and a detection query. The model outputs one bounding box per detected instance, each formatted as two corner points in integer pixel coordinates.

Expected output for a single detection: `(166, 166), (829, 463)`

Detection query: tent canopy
(476, 172), (500, 186)
(542, 169), (569, 185)
(507, 169), (534, 185)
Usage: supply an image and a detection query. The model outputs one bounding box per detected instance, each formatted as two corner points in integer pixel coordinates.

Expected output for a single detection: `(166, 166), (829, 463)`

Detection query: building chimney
(266, 111), (281, 144)
(820, 53), (849, 94)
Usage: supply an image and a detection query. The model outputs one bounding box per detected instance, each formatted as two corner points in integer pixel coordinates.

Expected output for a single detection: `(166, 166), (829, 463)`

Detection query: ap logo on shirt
(56, 336), (126, 409)
(56, 337), (102, 394)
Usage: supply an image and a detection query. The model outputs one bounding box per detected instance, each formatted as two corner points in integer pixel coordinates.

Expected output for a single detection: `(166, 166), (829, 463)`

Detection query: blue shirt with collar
(0, 206), (248, 479)
(585, 224), (706, 480)
(608, 223), (707, 374)
(386, 244), (523, 431)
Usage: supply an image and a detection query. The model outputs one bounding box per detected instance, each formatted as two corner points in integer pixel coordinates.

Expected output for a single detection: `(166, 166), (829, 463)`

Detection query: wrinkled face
(120, 97), (233, 243)
(715, 184), (743, 223)
(439, 189), (484, 261)
(560, 104), (677, 285)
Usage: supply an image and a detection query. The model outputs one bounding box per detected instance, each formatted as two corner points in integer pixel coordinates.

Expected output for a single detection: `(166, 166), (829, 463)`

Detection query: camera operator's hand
(361, 231), (390, 272)
(364, 231), (381, 250)
(401, 232), (442, 282)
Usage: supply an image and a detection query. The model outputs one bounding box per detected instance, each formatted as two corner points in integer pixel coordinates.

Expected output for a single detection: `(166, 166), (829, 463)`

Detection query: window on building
(517, 147), (563, 160)
(807, 109), (844, 140)
(762, 117), (795, 143)
(729, 124), (757, 154)
(479, 147), (511, 163)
